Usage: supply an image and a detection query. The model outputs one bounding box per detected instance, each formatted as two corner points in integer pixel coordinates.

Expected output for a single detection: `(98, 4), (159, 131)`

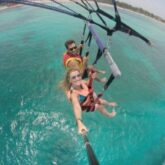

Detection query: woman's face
(69, 70), (82, 86)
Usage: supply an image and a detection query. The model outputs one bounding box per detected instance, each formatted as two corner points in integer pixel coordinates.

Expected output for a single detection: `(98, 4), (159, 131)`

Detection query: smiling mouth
(74, 79), (81, 84)
(75, 79), (81, 82)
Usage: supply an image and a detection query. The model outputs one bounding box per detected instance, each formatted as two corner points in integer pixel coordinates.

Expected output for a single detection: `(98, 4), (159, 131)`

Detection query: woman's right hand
(77, 120), (88, 135)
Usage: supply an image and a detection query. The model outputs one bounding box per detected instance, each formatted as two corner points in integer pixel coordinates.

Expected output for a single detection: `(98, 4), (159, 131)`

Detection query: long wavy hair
(59, 68), (81, 92)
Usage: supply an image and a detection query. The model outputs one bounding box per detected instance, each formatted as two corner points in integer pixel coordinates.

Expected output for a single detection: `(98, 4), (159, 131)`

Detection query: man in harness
(63, 39), (107, 82)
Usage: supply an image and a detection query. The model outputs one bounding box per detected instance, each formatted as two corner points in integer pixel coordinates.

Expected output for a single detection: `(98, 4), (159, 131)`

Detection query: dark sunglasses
(68, 46), (77, 51)
(71, 74), (81, 80)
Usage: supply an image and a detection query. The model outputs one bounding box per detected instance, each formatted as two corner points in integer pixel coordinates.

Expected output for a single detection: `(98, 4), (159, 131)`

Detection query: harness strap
(92, 48), (102, 65)
(87, 69), (95, 88)
(85, 32), (92, 57)
(104, 74), (115, 90)
(79, 21), (87, 56)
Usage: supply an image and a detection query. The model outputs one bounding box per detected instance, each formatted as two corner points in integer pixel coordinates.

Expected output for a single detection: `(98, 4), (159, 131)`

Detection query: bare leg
(95, 76), (107, 83)
(88, 65), (106, 74)
(99, 98), (117, 107)
(87, 65), (107, 83)
(96, 104), (116, 118)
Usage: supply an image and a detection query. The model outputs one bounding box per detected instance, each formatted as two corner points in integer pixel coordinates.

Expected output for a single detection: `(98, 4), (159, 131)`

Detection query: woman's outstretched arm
(71, 92), (88, 135)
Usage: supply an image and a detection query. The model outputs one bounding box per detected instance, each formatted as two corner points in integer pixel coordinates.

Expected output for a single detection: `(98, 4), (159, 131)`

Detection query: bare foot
(109, 111), (116, 118)
(100, 77), (107, 83)
(100, 70), (106, 74)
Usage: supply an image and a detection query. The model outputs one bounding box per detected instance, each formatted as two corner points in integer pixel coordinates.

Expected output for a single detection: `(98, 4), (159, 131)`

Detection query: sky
(118, 0), (165, 19)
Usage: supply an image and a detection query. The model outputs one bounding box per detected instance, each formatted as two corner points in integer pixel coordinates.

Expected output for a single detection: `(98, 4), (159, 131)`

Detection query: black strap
(85, 32), (92, 57)
(79, 22), (87, 56)
(93, 0), (151, 45)
(79, 39), (84, 56)
(92, 49), (102, 65)
(104, 74), (115, 90)
(93, 74), (115, 104)
(84, 0), (107, 26)
(112, 0), (121, 31)
(4, 0), (151, 45)
(112, 0), (120, 20)
(51, 0), (77, 14)
(71, 0), (92, 13)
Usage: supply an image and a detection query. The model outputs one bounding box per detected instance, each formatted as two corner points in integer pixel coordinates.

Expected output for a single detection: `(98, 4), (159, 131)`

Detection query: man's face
(67, 43), (77, 55)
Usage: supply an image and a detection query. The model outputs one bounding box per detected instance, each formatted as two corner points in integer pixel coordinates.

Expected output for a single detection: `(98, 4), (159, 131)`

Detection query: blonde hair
(59, 68), (81, 91)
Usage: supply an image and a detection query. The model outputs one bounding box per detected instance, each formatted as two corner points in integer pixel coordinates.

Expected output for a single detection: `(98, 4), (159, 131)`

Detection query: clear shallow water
(0, 3), (165, 165)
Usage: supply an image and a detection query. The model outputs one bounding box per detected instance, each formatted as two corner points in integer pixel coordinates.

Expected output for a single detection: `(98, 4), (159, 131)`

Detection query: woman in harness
(59, 68), (117, 135)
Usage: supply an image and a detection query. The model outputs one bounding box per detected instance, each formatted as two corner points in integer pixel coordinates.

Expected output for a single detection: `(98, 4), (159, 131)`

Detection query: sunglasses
(71, 74), (81, 80)
(68, 46), (77, 51)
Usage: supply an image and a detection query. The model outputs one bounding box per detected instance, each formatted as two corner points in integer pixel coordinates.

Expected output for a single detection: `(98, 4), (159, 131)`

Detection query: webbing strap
(104, 74), (115, 90)
(87, 69), (95, 88)
(85, 32), (92, 57)
(93, 0), (151, 45)
(92, 49), (102, 65)
(79, 22), (87, 56)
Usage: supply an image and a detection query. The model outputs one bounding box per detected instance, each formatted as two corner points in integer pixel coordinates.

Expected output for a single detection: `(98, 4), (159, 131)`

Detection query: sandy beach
(0, 3), (22, 11)
(0, 0), (162, 24)
(0, 0), (70, 11)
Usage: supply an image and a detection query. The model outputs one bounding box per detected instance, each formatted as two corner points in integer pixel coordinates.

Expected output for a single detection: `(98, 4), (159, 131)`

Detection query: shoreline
(0, 3), (22, 11)
(0, 0), (70, 11)
(94, 2), (165, 25)
(0, 1), (164, 24)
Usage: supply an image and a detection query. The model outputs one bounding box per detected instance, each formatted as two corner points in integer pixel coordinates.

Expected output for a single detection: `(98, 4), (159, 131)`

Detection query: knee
(96, 104), (104, 110)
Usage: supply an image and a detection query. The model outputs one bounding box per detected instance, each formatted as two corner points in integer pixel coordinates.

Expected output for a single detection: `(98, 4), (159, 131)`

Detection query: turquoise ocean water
(0, 3), (165, 165)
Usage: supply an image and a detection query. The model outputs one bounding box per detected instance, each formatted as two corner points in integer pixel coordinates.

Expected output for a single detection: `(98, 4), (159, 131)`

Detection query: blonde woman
(59, 68), (117, 135)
